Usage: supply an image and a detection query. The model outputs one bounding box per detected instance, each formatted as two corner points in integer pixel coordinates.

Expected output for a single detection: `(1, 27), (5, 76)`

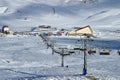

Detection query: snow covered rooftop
(0, 6), (7, 14)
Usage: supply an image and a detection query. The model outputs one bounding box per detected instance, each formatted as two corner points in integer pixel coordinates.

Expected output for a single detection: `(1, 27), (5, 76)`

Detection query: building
(2, 25), (13, 34)
(68, 25), (93, 37)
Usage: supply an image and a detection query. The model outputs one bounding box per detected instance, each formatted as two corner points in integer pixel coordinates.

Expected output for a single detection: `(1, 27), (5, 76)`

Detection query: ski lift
(99, 49), (110, 55)
(99, 42), (110, 55)
(88, 48), (96, 55)
(74, 48), (81, 50)
(61, 52), (71, 56)
(80, 48), (87, 51)
(74, 47), (86, 51)
(56, 48), (74, 56)
(73, 45), (80, 50)
(87, 40), (96, 55)
(68, 49), (75, 54)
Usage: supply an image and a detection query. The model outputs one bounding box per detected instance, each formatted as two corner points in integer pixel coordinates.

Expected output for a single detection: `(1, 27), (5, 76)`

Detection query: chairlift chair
(60, 48), (74, 56)
(99, 49), (110, 55)
(74, 47), (86, 51)
(91, 48), (96, 53)
(62, 52), (71, 56)
(69, 49), (75, 54)
(57, 50), (71, 56)
(80, 48), (87, 51)
(74, 48), (81, 50)
(88, 48), (96, 55)
(99, 42), (111, 55)
(73, 45), (80, 50)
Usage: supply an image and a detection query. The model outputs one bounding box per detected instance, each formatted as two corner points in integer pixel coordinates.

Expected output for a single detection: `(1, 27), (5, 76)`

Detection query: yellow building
(68, 25), (93, 37)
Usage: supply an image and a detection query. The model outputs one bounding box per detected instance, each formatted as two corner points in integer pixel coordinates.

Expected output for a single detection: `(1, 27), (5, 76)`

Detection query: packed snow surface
(0, 35), (119, 80)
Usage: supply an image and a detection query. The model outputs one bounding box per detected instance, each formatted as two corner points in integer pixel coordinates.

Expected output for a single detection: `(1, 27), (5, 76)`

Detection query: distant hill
(0, 0), (120, 31)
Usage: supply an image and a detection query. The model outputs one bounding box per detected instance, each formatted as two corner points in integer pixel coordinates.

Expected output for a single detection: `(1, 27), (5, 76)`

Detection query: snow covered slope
(0, 35), (120, 80)
(0, 0), (120, 31)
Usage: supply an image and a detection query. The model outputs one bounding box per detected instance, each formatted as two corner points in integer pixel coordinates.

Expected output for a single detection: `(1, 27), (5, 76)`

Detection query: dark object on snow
(2, 25), (10, 34)
(39, 25), (51, 28)
(118, 50), (120, 55)
(100, 49), (110, 55)
(66, 65), (68, 68)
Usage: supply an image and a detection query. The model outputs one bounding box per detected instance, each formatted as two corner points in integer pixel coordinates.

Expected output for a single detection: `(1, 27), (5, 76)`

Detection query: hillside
(0, 1), (120, 80)
(0, 0), (120, 31)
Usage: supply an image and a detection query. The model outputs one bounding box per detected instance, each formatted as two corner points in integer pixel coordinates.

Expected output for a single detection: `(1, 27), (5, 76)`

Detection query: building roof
(68, 25), (93, 37)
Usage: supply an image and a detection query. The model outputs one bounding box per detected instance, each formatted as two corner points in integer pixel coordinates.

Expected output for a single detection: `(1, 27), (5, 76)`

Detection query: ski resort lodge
(68, 25), (93, 37)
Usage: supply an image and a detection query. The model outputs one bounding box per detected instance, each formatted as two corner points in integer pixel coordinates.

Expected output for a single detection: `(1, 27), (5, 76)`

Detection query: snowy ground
(0, 0), (120, 79)
(0, 35), (120, 80)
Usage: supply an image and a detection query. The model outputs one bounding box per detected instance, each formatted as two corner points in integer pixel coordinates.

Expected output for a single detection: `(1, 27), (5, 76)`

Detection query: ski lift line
(50, 37), (120, 49)
(40, 34), (75, 56)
